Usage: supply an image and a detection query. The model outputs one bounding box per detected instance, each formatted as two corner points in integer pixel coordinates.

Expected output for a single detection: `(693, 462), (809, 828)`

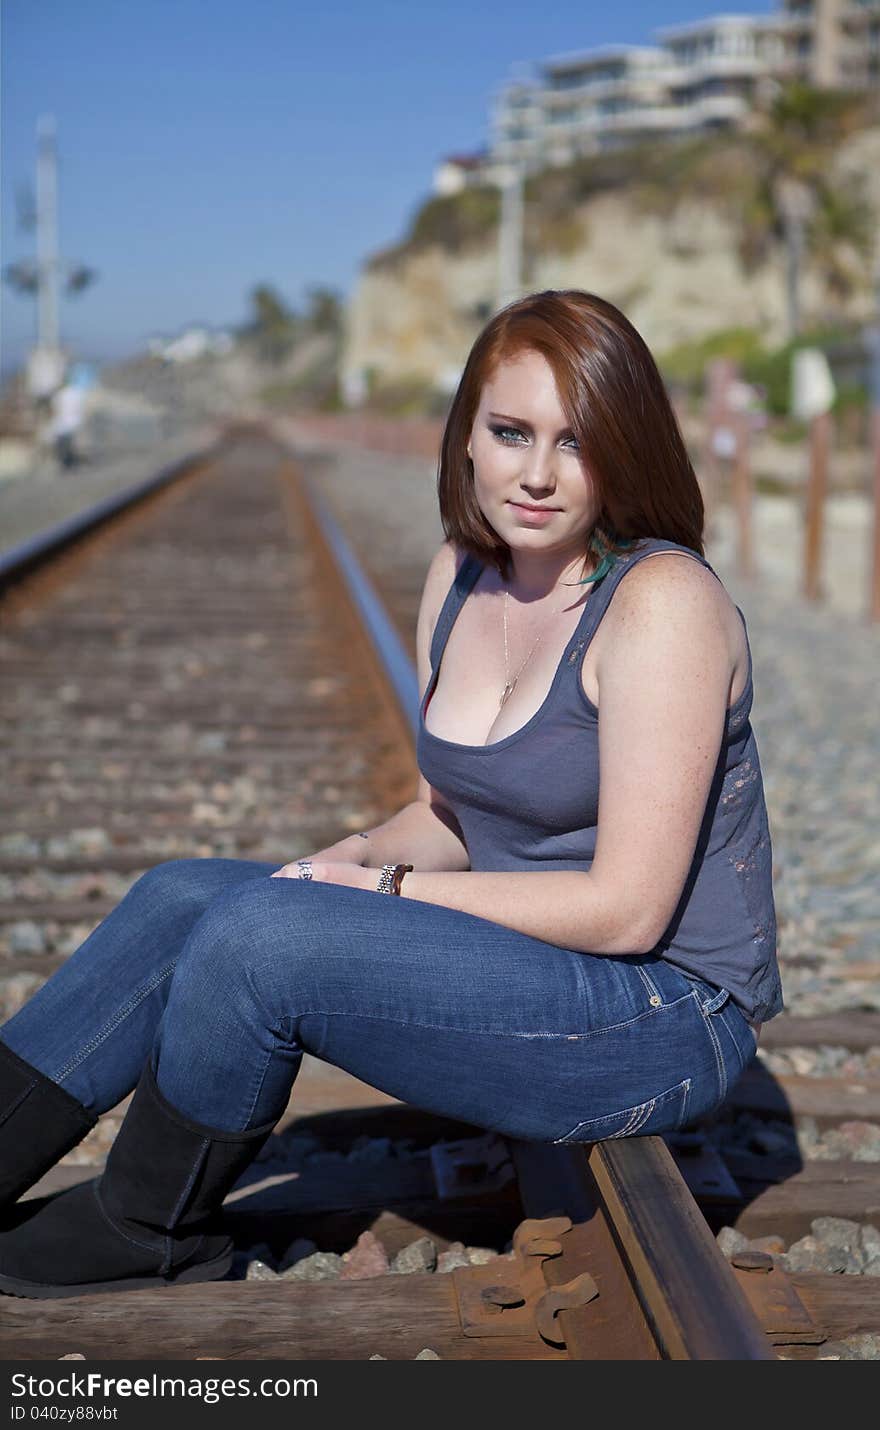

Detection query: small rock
(391, 1236), (437, 1275)
(414, 1348), (441, 1360)
(810, 1217), (861, 1252)
(465, 1246), (500, 1265)
(59, 828), (111, 857)
(280, 1251), (343, 1282)
(850, 1331), (880, 1360)
(841, 1251), (866, 1275)
(716, 1226), (751, 1258)
(823, 1334), (880, 1360)
(748, 1235), (786, 1256)
(823, 1122), (880, 1162)
(779, 1235), (848, 1275)
(340, 1230), (390, 1281)
(8, 921), (46, 956)
(436, 1242), (470, 1273)
(0, 972), (45, 1020)
(58, 1354), (86, 1361)
(245, 1259), (279, 1281)
(368, 1355), (387, 1360)
(858, 1224), (880, 1257)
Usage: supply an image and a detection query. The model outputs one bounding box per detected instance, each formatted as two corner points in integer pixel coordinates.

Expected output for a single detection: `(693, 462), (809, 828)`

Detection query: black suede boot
(0, 1055), (278, 1298)
(0, 1040), (98, 1212)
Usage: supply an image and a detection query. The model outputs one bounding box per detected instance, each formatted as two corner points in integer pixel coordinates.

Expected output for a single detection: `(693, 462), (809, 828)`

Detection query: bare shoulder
(596, 550), (747, 695)
(416, 540), (468, 650)
(420, 540), (468, 622)
(605, 550), (733, 632)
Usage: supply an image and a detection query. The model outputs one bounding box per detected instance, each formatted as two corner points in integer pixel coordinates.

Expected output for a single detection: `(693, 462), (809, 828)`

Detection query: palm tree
(740, 80), (877, 338)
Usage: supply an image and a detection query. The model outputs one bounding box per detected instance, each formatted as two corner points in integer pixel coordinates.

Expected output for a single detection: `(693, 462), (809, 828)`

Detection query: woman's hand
(270, 859), (378, 891)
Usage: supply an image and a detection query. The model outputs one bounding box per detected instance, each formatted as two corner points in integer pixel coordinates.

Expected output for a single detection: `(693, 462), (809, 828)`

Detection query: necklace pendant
(499, 680), (516, 708)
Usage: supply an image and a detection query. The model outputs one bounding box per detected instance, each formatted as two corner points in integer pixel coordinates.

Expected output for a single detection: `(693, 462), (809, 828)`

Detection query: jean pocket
(551, 1076), (692, 1144)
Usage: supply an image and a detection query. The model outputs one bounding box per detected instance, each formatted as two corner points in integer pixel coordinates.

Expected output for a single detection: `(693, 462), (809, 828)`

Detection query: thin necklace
(500, 577), (589, 709)
(498, 538), (623, 710)
(500, 589), (563, 708)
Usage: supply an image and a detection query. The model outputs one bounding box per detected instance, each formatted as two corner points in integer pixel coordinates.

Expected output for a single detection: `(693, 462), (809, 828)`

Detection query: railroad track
(0, 428), (876, 1360)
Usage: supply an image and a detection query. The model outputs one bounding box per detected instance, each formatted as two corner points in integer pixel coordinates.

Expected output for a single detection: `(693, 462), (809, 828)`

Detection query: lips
(509, 502), (560, 513)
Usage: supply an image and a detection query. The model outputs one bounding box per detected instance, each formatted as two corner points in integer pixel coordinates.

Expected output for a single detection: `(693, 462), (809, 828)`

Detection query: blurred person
(0, 291), (782, 1298)
(49, 368), (87, 470)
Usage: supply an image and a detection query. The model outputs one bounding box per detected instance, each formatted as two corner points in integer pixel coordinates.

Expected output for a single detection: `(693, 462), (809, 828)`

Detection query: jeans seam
(284, 995), (695, 1043)
(614, 1102), (653, 1137)
(552, 1076), (692, 1143)
(692, 990), (727, 1101)
(718, 1007), (749, 1077)
(634, 963), (661, 1003)
(53, 961), (177, 1083)
(240, 1032), (281, 1129)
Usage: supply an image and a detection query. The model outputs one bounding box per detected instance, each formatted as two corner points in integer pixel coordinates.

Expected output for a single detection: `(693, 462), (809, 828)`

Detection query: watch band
(376, 863), (413, 895)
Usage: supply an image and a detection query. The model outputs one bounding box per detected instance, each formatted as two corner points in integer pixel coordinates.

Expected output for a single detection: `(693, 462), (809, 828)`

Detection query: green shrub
(741, 323), (864, 416)
(657, 328), (766, 391)
(367, 375), (437, 417)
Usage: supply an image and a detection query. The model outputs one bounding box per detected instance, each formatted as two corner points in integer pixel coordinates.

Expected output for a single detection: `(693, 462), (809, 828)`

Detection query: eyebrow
(487, 411), (575, 436)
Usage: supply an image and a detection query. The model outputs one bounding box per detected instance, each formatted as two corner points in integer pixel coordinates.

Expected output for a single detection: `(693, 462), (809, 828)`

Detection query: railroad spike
(534, 1272), (601, 1347)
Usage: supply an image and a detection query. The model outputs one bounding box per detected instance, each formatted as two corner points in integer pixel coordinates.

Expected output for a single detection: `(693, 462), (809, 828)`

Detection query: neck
(505, 545), (595, 602)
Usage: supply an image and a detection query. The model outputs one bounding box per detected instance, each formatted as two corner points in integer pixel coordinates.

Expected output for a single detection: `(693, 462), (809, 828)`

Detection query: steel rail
(298, 467), (421, 735)
(291, 444), (775, 1360)
(588, 1137), (774, 1359)
(0, 439), (221, 592)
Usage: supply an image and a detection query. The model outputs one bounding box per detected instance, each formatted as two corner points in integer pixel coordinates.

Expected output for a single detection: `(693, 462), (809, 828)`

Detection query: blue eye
(490, 425), (524, 446)
(488, 425), (579, 450)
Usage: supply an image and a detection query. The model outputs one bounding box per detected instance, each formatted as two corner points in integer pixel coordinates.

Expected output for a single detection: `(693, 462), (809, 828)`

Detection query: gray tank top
(416, 536), (784, 1025)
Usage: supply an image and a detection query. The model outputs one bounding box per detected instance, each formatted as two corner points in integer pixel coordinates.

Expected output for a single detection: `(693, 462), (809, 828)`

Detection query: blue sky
(1, 0), (775, 376)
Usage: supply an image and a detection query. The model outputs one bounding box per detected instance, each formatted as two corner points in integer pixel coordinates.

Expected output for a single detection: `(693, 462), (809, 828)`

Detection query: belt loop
(702, 987), (731, 1015)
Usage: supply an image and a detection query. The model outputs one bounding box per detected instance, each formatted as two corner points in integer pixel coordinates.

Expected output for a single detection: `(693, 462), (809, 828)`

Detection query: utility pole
(3, 114), (97, 407)
(775, 176), (814, 343)
(36, 114), (61, 354)
(869, 267), (880, 622)
(496, 160), (524, 311)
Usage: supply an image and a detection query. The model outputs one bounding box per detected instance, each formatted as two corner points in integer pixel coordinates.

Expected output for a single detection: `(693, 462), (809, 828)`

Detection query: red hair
(438, 289), (704, 580)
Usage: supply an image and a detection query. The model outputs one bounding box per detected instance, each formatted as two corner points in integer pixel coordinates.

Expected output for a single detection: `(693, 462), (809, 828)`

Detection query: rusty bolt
(730, 1250), (774, 1272)
(480, 1284), (525, 1314)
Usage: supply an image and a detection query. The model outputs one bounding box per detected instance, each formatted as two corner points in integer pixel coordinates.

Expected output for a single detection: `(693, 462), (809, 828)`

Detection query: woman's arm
(321, 799), (470, 872)
(399, 556), (733, 955)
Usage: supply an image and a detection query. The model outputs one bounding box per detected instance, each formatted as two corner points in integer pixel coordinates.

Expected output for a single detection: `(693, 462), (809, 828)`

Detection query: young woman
(0, 290), (782, 1299)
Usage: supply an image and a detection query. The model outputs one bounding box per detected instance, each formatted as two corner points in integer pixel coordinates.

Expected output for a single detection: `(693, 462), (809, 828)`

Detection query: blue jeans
(0, 859), (758, 1142)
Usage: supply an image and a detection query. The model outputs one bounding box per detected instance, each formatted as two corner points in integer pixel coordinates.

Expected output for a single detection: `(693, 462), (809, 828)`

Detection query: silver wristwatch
(376, 863), (413, 895)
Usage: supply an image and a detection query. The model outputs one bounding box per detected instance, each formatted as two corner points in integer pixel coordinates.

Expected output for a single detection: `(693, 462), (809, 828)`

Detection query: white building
(432, 152), (493, 196)
(482, 3), (877, 182)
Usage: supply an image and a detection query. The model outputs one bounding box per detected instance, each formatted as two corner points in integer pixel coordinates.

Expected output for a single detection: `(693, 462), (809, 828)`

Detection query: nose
(519, 443), (559, 498)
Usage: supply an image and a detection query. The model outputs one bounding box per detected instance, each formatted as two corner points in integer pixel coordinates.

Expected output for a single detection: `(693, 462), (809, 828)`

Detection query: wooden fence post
(732, 408), (755, 581)
(701, 358), (736, 538)
(870, 404), (880, 623)
(803, 409), (831, 602)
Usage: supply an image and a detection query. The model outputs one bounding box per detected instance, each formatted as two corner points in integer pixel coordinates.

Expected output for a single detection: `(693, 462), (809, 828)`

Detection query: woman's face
(467, 349), (599, 563)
